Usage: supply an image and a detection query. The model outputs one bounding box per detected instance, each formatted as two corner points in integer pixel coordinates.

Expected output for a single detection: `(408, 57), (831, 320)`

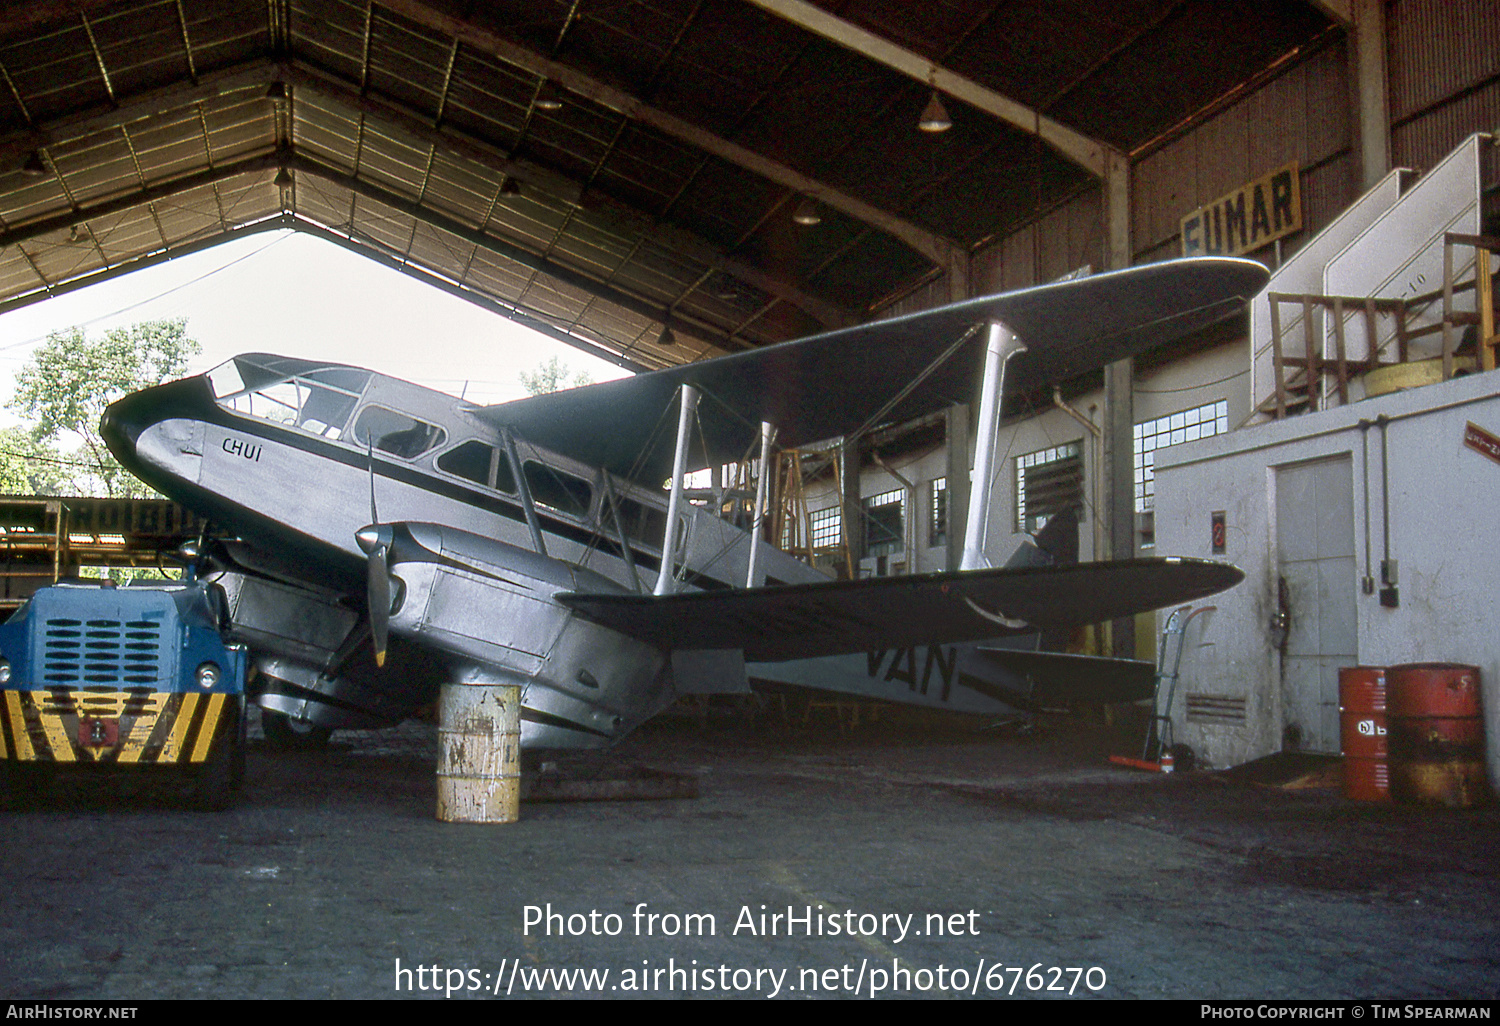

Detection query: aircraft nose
(100, 377), (209, 464)
(100, 389), (149, 459)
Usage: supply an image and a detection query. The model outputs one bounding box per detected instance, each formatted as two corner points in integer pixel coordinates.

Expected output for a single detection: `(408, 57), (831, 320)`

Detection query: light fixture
(656, 323), (675, 348)
(274, 167), (293, 188)
(534, 81), (563, 111)
(792, 196), (821, 226)
(265, 81), (288, 102)
(918, 90), (952, 133)
(20, 150), (46, 177)
(500, 176), (522, 196)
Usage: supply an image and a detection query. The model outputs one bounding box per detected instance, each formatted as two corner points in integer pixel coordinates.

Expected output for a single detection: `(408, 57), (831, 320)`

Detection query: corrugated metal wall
(967, 190), (1105, 293)
(1132, 39), (1353, 267)
(1389, 0), (1500, 184)
(879, 273), (951, 319)
(902, 2), (1497, 308)
(965, 37), (1359, 286)
(1388, 0), (1500, 124)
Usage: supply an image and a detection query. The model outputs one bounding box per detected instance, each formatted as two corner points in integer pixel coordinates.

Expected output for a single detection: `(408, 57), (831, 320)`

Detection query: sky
(0, 229), (630, 430)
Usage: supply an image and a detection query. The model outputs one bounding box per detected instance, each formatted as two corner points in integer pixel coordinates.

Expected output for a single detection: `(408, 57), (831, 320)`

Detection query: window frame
(1015, 441), (1083, 535)
(1133, 400), (1229, 515)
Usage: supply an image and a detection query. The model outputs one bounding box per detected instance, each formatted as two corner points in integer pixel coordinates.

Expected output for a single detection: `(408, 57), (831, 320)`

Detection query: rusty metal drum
(1386, 663), (1487, 808)
(1338, 666), (1389, 802)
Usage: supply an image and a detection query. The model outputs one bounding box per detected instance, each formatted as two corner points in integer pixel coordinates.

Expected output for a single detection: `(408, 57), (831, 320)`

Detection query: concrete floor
(1, 704), (1497, 1000)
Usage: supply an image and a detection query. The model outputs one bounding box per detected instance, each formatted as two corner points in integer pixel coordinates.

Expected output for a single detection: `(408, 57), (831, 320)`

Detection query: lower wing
(970, 648), (1158, 705)
(558, 557), (1241, 662)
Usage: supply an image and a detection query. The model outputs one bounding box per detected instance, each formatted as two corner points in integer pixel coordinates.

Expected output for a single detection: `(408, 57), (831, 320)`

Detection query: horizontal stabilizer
(559, 557), (1242, 663)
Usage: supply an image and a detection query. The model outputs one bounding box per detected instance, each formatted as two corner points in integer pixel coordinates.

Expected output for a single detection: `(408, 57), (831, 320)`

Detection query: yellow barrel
(436, 683), (522, 823)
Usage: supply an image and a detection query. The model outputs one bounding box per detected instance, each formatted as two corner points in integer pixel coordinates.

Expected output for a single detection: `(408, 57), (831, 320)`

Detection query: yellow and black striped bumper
(0, 689), (242, 766)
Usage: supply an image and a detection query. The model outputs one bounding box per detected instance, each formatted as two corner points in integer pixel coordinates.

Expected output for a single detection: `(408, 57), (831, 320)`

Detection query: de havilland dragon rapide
(99, 257), (1267, 752)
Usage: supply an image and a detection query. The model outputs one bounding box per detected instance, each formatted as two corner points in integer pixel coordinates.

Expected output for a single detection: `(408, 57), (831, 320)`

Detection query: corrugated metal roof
(0, 0), (1331, 370)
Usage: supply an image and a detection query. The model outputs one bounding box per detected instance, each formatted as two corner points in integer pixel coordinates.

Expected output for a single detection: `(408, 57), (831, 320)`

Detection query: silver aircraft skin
(105, 354), (826, 747)
(102, 257), (1269, 750)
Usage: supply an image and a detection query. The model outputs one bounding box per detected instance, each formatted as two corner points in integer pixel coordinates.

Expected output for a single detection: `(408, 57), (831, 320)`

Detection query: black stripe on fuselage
(195, 399), (691, 579)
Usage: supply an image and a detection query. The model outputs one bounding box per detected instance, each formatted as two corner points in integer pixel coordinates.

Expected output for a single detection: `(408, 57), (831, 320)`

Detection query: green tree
(519, 355), (593, 396)
(10, 319), (199, 497)
(0, 425), (76, 495)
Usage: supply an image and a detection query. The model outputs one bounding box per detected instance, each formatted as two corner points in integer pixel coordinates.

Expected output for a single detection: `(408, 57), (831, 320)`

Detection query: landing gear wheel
(261, 708), (333, 750)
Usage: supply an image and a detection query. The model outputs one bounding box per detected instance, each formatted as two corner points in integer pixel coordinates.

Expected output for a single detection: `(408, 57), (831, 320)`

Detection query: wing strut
(960, 319), (1028, 571)
(503, 428), (547, 557)
(655, 384), (700, 596)
(745, 421), (776, 587)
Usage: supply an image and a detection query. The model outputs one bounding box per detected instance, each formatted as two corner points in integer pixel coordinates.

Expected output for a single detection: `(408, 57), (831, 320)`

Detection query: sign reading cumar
(1181, 162), (1302, 258)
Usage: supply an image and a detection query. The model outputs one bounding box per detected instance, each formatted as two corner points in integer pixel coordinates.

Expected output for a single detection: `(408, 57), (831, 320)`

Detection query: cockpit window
(208, 357), (368, 440)
(353, 405), (447, 459)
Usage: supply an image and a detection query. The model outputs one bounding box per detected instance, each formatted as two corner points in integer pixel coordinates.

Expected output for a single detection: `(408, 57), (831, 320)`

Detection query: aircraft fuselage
(102, 354), (823, 747)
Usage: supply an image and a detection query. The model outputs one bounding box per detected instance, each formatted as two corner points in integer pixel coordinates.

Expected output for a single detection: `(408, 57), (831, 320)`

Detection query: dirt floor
(0, 701), (1497, 1001)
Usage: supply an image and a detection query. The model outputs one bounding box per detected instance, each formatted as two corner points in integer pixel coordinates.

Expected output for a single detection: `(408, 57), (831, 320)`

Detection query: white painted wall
(902, 447), (950, 575)
(1136, 339), (1251, 431)
(1155, 368), (1500, 786)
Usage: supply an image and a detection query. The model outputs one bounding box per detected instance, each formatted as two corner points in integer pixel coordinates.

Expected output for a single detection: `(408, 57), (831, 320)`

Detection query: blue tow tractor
(0, 577), (249, 810)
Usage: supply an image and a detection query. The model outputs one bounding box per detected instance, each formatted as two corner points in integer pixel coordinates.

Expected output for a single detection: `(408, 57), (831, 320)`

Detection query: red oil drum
(1386, 663), (1488, 808)
(1338, 666), (1388, 802)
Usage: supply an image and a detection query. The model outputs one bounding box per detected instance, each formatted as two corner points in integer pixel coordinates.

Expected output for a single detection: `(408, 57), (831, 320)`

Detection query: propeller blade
(357, 525), (392, 668)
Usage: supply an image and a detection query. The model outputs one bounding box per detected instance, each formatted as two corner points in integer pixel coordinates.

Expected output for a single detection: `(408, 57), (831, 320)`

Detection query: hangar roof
(0, 1), (1332, 371)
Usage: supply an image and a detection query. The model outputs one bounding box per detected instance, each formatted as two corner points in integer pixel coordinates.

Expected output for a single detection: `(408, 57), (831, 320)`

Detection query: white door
(1275, 456), (1357, 753)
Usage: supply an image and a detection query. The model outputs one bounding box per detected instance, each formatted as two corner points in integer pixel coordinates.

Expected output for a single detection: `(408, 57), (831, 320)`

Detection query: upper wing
(476, 257), (1268, 486)
(557, 557), (1243, 662)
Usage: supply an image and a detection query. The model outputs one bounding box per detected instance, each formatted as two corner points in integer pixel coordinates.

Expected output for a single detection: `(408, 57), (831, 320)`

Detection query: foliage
(77, 565), (180, 585)
(519, 355), (594, 396)
(10, 319), (199, 496)
(0, 426), (76, 495)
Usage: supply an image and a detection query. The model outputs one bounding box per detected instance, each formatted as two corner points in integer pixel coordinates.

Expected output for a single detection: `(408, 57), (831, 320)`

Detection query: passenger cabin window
(353, 406), (446, 459)
(208, 358), (368, 440)
(437, 441), (517, 493)
(611, 494), (668, 547)
(523, 461), (592, 519)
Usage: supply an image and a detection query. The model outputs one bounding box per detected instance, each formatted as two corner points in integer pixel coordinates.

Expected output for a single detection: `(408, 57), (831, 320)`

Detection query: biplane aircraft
(100, 257), (1267, 749)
